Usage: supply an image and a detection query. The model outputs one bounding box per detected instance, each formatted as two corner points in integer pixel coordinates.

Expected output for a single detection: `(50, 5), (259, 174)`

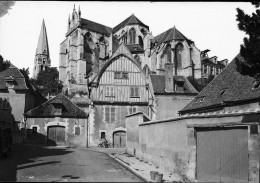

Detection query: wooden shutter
(105, 106), (110, 123)
(111, 107), (116, 123)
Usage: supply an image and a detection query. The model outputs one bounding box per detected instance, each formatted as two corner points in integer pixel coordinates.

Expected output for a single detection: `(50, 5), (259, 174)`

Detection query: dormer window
(114, 71), (128, 79)
(5, 76), (15, 89)
(51, 99), (63, 115)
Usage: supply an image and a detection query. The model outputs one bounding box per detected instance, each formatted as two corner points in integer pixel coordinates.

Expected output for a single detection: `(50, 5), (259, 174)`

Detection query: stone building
(0, 56), (46, 142)
(59, 5), (227, 94)
(32, 19), (51, 79)
(24, 93), (89, 146)
(149, 63), (198, 120)
(126, 54), (260, 183)
(58, 5), (229, 147)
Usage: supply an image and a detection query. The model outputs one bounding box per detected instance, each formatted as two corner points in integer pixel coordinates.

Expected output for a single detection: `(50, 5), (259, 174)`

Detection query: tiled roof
(80, 18), (112, 36)
(180, 54), (260, 114)
(0, 62), (28, 90)
(126, 44), (144, 53)
(112, 14), (149, 34)
(150, 75), (198, 95)
(154, 26), (189, 44)
(25, 93), (88, 118)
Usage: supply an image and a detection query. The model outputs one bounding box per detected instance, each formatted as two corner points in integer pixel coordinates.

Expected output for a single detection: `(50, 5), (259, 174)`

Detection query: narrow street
(0, 144), (143, 182)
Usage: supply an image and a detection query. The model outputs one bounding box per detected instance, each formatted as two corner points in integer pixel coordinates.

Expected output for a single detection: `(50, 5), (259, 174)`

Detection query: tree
(30, 67), (63, 97)
(235, 2), (260, 84)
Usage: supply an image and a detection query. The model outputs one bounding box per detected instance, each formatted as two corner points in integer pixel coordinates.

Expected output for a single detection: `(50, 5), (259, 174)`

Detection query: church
(58, 5), (227, 146)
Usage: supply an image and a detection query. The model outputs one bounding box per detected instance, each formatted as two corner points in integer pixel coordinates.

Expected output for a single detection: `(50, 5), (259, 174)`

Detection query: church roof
(154, 26), (190, 44)
(150, 75), (198, 95)
(81, 18), (112, 36)
(36, 19), (50, 58)
(112, 14), (149, 34)
(179, 54), (260, 114)
(25, 93), (88, 118)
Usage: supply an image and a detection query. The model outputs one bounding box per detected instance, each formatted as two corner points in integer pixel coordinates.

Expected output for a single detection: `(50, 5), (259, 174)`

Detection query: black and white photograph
(0, 1), (259, 182)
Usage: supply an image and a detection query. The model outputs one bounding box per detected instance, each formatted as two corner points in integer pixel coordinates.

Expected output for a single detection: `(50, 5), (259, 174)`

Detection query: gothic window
(166, 44), (172, 63)
(175, 43), (183, 69)
(134, 55), (141, 65)
(130, 87), (139, 98)
(204, 65), (207, 74)
(129, 28), (136, 44)
(138, 36), (143, 49)
(104, 106), (116, 123)
(140, 28), (146, 36)
(85, 32), (93, 42)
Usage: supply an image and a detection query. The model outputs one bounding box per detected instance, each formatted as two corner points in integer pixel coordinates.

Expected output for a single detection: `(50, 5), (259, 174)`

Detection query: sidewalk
(87, 147), (184, 182)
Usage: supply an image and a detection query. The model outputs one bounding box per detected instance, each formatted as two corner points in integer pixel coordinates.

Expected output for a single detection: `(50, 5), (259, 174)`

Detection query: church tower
(33, 19), (51, 79)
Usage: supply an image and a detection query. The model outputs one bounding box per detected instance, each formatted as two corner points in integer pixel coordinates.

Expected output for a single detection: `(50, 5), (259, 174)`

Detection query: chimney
(165, 63), (174, 92)
(0, 55), (4, 72)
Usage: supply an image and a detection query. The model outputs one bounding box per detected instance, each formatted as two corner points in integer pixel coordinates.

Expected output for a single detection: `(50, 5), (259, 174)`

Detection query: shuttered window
(105, 86), (114, 97)
(104, 106), (116, 123)
(130, 87), (139, 98)
(129, 106), (137, 114)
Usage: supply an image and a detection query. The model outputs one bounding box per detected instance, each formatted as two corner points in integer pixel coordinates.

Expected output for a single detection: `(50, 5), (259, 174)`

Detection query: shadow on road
(51, 175), (80, 182)
(0, 144), (73, 182)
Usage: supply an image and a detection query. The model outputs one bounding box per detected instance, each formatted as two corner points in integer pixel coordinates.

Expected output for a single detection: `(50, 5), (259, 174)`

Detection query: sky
(0, 1), (256, 77)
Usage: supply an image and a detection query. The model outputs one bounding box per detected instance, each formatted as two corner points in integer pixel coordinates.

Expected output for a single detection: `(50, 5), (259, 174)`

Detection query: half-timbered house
(87, 42), (152, 147)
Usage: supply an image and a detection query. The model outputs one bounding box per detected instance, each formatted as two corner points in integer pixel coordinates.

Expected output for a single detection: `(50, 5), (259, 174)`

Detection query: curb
(109, 154), (150, 182)
(84, 148), (149, 182)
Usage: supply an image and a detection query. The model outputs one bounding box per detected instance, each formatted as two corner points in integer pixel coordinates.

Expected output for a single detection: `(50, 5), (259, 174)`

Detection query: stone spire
(33, 19), (51, 79)
(36, 19), (50, 58)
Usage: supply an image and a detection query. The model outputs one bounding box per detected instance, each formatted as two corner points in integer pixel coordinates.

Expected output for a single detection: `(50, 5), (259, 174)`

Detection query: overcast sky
(0, 1), (256, 77)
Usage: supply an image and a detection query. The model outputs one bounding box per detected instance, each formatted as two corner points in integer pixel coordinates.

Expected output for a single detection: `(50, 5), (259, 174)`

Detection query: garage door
(113, 131), (126, 148)
(196, 126), (248, 183)
(47, 126), (65, 146)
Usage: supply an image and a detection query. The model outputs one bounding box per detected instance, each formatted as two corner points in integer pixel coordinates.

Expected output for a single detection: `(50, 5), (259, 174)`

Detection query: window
(2, 97), (10, 109)
(216, 68), (220, 75)
(104, 106), (116, 123)
(176, 44), (183, 68)
(32, 127), (37, 134)
(105, 86), (115, 97)
(166, 44), (172, 63)
(129, 28), (136, 44)
(75, 126), (80, 135)
(129, 106), (137, 114)
(134, 55), (141, 65)
(210, 66), (214, 74)
(204, 65), (207, 74)
(130, 87), (139, 98)
(114, 72), (128, 79)
(101, 132), (106, 139)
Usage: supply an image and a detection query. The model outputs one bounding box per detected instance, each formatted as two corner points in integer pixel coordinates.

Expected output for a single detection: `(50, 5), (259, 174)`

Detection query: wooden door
(196, 126), (248, 183)
(113, 131), (126, 148)
(47, 126), (65, 146)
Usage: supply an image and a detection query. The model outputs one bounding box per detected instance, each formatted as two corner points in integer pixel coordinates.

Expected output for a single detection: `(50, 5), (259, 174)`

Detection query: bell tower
(33, 19), (51, 79)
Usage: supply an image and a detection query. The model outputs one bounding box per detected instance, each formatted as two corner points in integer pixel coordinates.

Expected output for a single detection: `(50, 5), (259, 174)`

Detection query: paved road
(0, 144), (143, 182)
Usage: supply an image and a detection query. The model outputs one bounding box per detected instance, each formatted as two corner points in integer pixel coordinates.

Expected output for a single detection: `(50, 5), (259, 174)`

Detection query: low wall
(126, 111), (260, 182)
(125, 112), (146, 157)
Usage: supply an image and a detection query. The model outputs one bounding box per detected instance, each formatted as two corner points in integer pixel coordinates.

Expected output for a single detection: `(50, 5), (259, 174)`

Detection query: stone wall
(25, 117), (88, 147)
(125, 111), (260, 182)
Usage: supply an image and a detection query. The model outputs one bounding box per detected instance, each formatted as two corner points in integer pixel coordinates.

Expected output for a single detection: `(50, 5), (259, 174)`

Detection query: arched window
(99, 36), (105, 43)
(85, 32), (93, 42)
(129, 28), (136, 44)
(139, 36), (143, 49)
(175, 43), (183, 69)
(134, 55), (141, 65)
(166, 44), (172, 63)
(140, 28), (146, 36)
